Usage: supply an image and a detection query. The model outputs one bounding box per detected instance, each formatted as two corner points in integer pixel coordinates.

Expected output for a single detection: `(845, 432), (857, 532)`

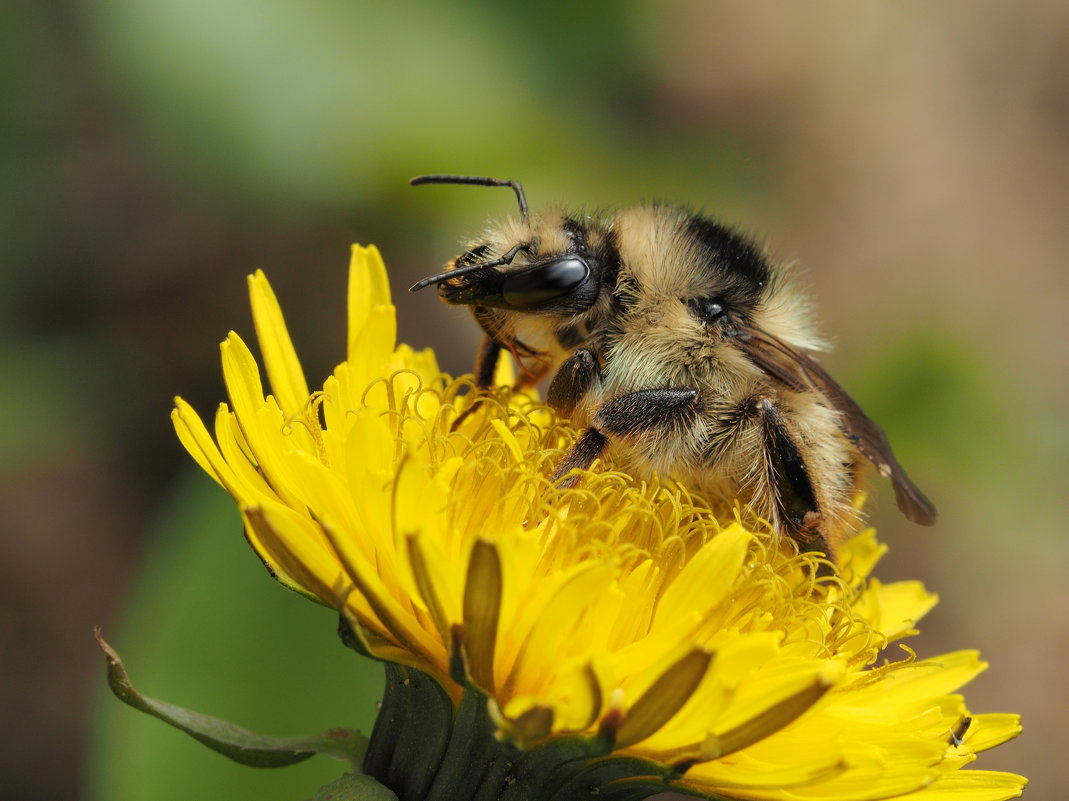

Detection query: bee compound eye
(690, 297), (726, 324)
(501, 257), (590, 309)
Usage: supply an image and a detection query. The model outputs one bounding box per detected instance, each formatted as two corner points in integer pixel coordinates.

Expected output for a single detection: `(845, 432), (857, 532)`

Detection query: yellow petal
(615, 649), (713, 748)
(213, 405), (276, 502)
(960, 714), (1023, 753)
(836, 527), (886, 586)
(348, 247), (395, 375)
(857, 579), (939, 643)
(247, 270), (310, 416)
(652, 523), (751, 630)
(891, 770), (1027, 801)
(405, 532), (460, 646)
(682, 749), (849, 790)
(347, 244), (392, 354)
(242, 505), (336, 602)
(171, 398), (226, 487)
(220, 332), (266, 423)
(464, 539), (503, 692)
(500, 561), (618, 697)
(838, 651), (987, 716)
(349, 306), (397, 388)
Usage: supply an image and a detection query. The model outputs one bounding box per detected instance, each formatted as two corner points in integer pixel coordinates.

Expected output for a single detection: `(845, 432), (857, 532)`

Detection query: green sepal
(96, 629), (367, 768)
(366, 663), (456, 801)
(540, 755), (733, 801)
(422, 684), (507, 801)
(337, 614), (377, 660)
(499, 731), (615, 799)
(617, 780), (735, 801)
(310, 772), (398, 801)
(360, 666), (738, 801)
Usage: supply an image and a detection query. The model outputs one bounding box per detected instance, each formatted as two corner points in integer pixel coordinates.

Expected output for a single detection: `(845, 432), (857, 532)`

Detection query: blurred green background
(4, 1), (1067, 798)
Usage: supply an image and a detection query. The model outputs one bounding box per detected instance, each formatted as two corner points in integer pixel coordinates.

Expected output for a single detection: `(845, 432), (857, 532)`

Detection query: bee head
(410, 176), (611, 318)
(432, 246), (595, 315)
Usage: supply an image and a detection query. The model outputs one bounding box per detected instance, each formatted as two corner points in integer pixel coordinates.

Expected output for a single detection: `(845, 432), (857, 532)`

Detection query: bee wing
(731, 324), (937, 525)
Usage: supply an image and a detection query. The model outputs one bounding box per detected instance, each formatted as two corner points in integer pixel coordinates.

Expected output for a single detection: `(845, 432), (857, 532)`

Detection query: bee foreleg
(473, 336), (503, 390)
(546, 348), (601, 417)
(448, 337), (504, 433)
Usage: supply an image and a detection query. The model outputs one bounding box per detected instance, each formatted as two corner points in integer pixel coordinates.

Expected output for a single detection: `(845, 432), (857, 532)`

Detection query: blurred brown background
(4, 1), (1066, 798)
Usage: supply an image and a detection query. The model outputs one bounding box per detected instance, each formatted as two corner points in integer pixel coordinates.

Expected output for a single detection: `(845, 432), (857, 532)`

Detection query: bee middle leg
(551, 383), (699, 487)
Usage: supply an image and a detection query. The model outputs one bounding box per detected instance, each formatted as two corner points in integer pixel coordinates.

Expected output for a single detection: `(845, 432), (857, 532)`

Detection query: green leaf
(95, 630), (367, 768)
(311, 772), (398, 801)
(87, 473), (384, 801)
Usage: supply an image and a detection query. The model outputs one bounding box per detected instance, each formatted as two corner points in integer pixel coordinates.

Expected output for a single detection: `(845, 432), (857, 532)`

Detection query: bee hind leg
(755, 398), (835, 572)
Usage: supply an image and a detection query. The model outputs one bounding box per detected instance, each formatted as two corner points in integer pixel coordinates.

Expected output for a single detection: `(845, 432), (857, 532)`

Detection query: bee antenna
(408, 241), (531, 293)
(409, 174), (529, 218)
(408, 262), (490, 293)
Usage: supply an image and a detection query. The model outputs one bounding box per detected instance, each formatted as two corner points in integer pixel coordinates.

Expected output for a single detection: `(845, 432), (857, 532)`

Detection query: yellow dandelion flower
(170, 245), (1026, 801)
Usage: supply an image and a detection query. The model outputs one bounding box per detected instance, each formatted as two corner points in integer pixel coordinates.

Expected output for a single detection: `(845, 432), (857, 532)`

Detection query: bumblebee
(410, 175), (936, 563)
